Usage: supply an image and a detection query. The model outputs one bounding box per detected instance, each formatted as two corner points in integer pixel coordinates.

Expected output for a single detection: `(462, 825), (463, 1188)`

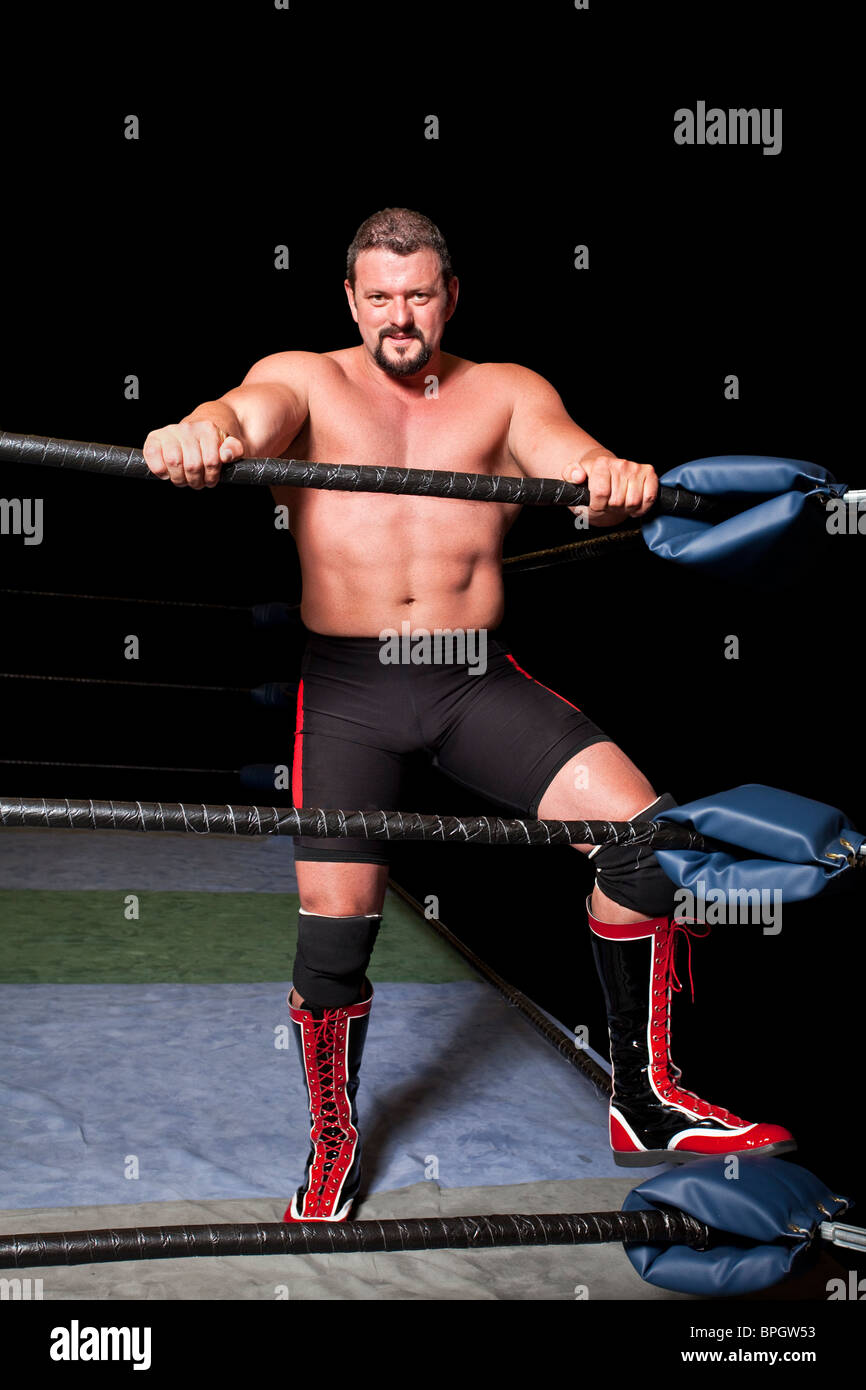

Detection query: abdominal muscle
(287, 488), (515, 636)
(272, 352), (522, 636)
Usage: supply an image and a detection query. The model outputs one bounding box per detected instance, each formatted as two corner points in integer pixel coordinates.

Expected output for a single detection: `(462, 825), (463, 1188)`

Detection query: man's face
(345, 248), (458, 379)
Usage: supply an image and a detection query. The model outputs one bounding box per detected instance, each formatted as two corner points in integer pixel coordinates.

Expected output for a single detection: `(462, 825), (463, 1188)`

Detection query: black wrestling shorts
(291, 628), (612, 864)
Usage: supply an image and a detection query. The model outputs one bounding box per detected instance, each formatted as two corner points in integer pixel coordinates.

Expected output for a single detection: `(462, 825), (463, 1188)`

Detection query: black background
(2, 0), (862, 1262)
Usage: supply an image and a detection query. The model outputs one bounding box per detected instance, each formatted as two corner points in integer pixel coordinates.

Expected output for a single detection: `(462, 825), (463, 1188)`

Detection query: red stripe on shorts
(506, 653), (581, 712)
(292, 679), (304, 806)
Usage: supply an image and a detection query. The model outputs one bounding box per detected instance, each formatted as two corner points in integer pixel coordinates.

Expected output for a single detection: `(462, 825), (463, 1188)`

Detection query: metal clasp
(819, 1220), (866, 1252)
(826, 838), (865, 870)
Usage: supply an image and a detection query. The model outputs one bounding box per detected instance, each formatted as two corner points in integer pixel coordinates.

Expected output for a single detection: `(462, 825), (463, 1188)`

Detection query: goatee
(374, 334), (434, 379)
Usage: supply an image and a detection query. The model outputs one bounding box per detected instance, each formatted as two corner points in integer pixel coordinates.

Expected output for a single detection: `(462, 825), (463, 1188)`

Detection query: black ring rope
(0, 760), (239, 776)
(0, 531), (642, 617)
(0, 797), (706, 851)
(0, 586), (252, 613)
(0, 430), (717, 519)
(0, 1208), (709, 1269)
(0, 672), (251, 695)
(502, 528), (645, 573)
(387, 880), (612, 1095)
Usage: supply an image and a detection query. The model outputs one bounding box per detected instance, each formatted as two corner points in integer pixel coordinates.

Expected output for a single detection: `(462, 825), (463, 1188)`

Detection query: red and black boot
(587, 902), (796, 1166)
(283, 985), (373, 1222)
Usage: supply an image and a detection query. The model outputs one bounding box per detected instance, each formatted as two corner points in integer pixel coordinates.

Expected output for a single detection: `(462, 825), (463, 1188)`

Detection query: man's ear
(344, 279), (359, 324)
(444, 275), (459, 322)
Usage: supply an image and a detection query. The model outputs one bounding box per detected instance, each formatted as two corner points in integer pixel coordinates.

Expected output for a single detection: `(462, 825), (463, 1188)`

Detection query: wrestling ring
(0, 431), (863, 1299)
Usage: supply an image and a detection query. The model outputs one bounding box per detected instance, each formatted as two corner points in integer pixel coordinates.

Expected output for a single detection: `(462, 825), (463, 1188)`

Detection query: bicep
(220, 353), (312, 456)
(506, 367), (605, 478)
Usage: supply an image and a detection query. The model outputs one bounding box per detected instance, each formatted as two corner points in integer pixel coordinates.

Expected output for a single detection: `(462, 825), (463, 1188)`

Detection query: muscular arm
(504, 364), (658, 524)
(506, 365), (612, 478)
(145, 351), (316, 490)
(183, 351), (314, 457)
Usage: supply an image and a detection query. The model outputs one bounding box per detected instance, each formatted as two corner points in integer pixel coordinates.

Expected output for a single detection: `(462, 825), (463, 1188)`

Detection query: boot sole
(613, 1138), (798, 1167)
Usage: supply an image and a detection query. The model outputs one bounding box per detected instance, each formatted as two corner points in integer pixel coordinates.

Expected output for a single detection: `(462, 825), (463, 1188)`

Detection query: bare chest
(294, 373), (513, 477)
(279, 363), (522, 545)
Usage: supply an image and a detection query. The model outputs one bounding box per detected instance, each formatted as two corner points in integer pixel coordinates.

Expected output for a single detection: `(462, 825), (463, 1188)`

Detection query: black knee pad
(292, 911), (381, 1010)
(589, 792), (679, 917)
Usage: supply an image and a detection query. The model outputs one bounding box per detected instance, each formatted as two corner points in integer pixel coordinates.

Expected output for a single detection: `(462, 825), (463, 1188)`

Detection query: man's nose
(388, 297), (413, 326)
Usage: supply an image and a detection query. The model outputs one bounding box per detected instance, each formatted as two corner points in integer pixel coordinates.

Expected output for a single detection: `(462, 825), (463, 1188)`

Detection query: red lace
(301, 1009), (357, 1216)
(649, 921), (745, 1126)
(666, 919), (710, 1003)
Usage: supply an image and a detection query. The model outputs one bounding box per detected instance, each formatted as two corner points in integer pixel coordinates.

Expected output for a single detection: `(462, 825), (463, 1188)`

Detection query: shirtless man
(143, 209), (794, 1222)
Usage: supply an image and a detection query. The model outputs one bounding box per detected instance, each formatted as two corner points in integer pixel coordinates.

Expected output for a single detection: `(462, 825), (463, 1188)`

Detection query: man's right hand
(142, 419), (245, 489)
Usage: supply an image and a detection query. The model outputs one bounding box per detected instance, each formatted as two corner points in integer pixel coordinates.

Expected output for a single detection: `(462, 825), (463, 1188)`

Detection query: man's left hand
(563, 454), (659, 528)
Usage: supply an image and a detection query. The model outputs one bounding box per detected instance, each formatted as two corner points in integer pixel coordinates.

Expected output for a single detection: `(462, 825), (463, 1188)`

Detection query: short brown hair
(347, 208), (453, 292)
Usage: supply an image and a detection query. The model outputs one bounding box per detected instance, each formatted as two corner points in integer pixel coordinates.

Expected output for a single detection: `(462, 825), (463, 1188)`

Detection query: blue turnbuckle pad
(622, 1154), (851, 1296)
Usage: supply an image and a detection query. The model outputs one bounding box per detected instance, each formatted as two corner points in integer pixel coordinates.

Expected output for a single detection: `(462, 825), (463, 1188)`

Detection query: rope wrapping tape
(0, 798), (707, 850)
(0, 1209), (710, 1267)
(0, 431), (716, 517)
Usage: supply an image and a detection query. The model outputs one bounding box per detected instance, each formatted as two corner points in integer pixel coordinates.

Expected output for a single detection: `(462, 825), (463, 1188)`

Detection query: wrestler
(143, 208), (794, 1220)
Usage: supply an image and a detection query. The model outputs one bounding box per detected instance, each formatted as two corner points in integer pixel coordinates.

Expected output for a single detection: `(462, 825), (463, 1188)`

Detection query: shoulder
(467, 361), (567, 412)
(240, 350), (341, 387)
(438, 358), (550, 392)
